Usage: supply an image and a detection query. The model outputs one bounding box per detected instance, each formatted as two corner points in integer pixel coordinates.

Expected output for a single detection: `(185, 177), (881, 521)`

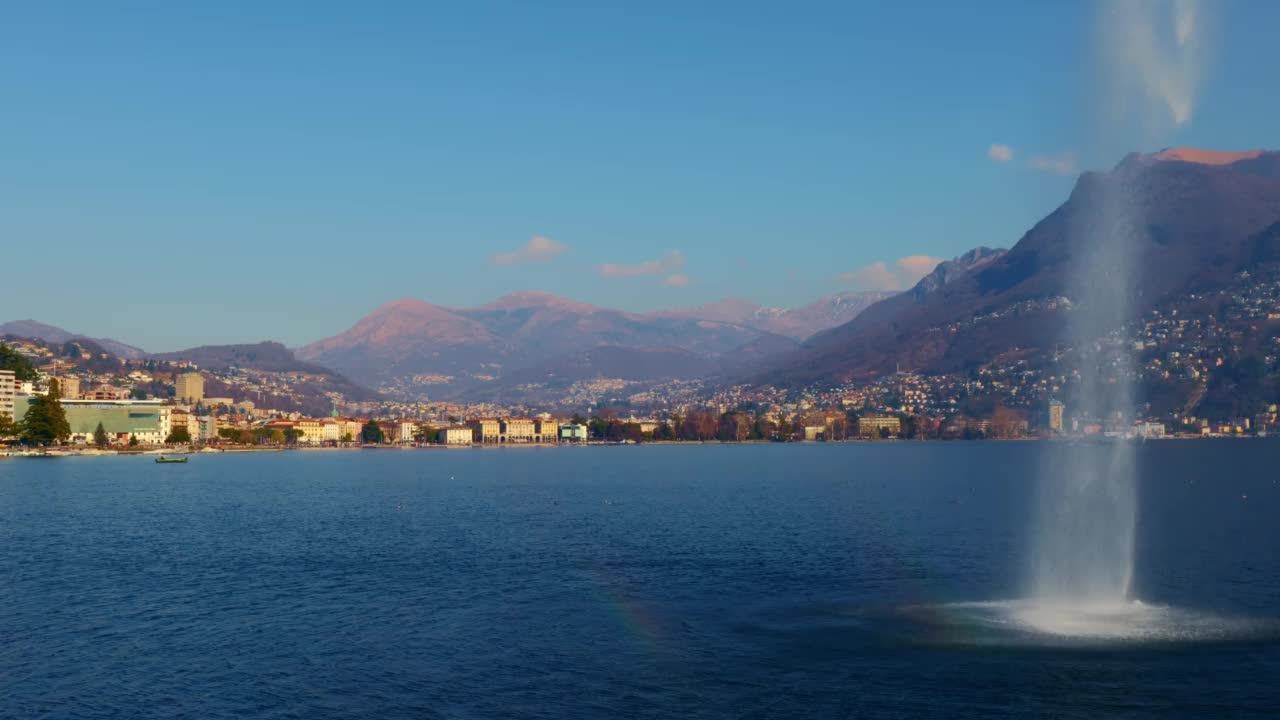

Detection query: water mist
(1025, 0), (1205, 625)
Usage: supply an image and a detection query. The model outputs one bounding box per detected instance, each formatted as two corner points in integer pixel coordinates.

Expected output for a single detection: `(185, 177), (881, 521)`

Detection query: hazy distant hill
(643, 291), (897, 340)
(151, 341), (378, 401)
(153, 341), (335, 374)
(0, 320), (147, 359)
(297, 291), (807, 398)
(755, 147), (1280, 387)
(458, 345), (723, 406)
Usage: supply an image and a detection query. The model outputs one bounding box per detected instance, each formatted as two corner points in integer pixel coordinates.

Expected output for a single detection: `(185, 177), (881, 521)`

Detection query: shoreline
(1, 434), (1268, 458)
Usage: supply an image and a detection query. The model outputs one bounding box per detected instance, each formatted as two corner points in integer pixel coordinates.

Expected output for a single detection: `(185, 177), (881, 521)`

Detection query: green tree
(417, 423), (438, 444)
(340, 432), (353, 443)
(218, 427), (241, 442)
(361, 420), (384, 444)
(20, 378), (71, 445)
(282, 428), (303, 445)
(0, 414), (18, 439)
(621, 422), (643, 443)
(652, 422), (676, 441)
(93, 422), (109, 447)
(128, 435), (139, 447)
(588, 417), (609, 439)
(166, 427), (192, 444)
(775, 417), (793, 442)
(0, 345), (38, 381)
(752, 417), (776, 440)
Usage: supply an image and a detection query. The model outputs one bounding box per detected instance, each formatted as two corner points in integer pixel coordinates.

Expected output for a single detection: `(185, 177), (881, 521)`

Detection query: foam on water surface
(915, 599), (1274, 646)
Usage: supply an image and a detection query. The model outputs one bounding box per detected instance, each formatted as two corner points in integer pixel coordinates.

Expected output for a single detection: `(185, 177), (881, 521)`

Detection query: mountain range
(0, 257), (1016, 405)
(295, 291), (900, 399)
(10, 146), (1276, 408)
(752, 147), (1280, 387)
(0, 320), (147, 360)
(149, 341), (378, 402)
(3, 290), (895, 400)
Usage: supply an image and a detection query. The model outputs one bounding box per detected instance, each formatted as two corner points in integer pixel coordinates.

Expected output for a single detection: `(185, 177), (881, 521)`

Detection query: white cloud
(988, 143), (1014, 163)
(600, 250), (685, 278)
(837, 262), (899, 291)
(662, 274), (690, 287)
(896, 255), (944, 282)
(491, 235), (568, 265)
(837, 254), (943, 291)
(1026, 151), (1078, 176)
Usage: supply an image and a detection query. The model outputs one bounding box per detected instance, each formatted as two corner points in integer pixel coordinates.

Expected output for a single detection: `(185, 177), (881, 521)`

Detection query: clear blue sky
(2, 1), (1276, 351)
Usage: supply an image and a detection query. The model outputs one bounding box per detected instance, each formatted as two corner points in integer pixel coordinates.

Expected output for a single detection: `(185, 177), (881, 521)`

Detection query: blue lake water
(2, 442), (1278, 719)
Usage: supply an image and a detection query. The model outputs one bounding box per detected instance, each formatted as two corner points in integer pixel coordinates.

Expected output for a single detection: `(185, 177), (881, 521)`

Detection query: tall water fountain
(1019, 0), (1203, 634)
(931, 2), (1259, 642)
(1030, 178), (1141, 612)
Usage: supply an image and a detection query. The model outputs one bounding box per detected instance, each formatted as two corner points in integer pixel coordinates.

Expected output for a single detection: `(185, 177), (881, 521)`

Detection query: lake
(2, 442), (1278, 719)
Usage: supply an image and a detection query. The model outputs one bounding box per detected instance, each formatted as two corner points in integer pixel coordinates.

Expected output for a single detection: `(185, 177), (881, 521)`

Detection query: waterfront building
(559, 423), (588, 444)
(1135, 421), (1166, 439)
(169, 409), (198, 439)
(338, 418), (363, 443)
(396, 420), (418, 444)
(438, 425), (474, 445)
(501, 417), (536, 443)
(198, 415), (219, 441)
(377, 421), (400, 443)
(295, 419), (324, 444)
(468, 418), (502, 444)
(534, 417), (559, 442)
(320, 419), (341, 443)
(13, 397), (171, 445)
(857, 415), (902, 436)
(175, 372), (205, 404)
(1049, 398), (1065, 434)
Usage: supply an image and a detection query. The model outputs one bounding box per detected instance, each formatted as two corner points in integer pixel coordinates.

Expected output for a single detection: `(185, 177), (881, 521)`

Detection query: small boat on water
(155, 456), (188, 464)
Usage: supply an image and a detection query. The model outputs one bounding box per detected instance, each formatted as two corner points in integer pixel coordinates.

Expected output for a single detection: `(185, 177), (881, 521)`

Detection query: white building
(197, 415), (218, 442)
(559, 423), (588, 443)
(396, 420), (418, 443)
(1135, 421), (1166, 439)
(321, 419), (342, 443)
(12, 398), (172, 446)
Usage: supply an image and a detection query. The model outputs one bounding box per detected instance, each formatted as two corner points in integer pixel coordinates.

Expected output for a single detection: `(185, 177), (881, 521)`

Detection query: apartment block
(0, 369), (14, 422)
(175, 372), (205, 404)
